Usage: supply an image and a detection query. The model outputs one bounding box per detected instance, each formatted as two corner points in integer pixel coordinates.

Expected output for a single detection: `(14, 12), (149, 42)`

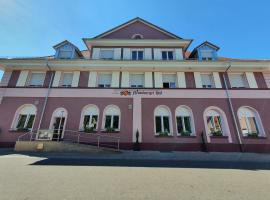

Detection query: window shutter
(177, 72), (186, 88)
(153, 49), (162, 60)
(144, 48), (152, 60)
(0, 71), (12, 86)
(16, 70), (29, 87)
(113, 48), (121, 60)
(52, 71), (61, 87)
(121, 72), (129, 87)
(123, 48), (131, 60)
(154, 72), (163, 88)
(245, 72), (258, 88)
(88, 72), (97, 87)
(130, 74), (144, 87)
(71, 71), (80, 87)
(194, 72), (202, 88)
(98, 74), (112, 85)
(29, 73), (45, 86)
(175, 48), (183, 60)
(111, 72), (120, 87)
(213, 72), (222, 88)
(144, 72), (153, 88)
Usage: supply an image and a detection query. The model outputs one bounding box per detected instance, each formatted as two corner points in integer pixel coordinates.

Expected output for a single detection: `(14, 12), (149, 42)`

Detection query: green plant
(105, 127), (116, 133)
(180, 131), (191, 136)
(247, 132), (258, 138)
(16, 128), (29, 132)
(158, 131), (170, 137)
(84, 126), (96, 133)
(211, 130), (223, 137)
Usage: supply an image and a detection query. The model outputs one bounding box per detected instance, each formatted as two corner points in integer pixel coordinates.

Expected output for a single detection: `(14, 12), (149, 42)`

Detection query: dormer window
(201, 50), (213, 61)
(131, 34), (143, 39)
(58, 49), (73, 59)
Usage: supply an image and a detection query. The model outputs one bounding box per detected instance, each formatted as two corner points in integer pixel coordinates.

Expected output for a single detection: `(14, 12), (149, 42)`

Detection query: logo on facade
(117, 89), (163, 96)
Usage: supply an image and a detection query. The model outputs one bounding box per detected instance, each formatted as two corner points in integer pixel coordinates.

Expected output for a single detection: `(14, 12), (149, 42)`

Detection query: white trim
(154, 105), (173, 135)
(101, 105), (121, 131)
(88, 71), (97, 87)
(49, 107), (68, 138)
(111, 72), (120, 87)
(16, 70), (29, 87)
(237, 106), (266, 137)
(194, 72), (202, 88)
(144, 72), (153, 88)
(175, 105), (196, 135)
(52, 71), (61, 87)
(203, 106), (232, 143)
(245, 72), (258, 88)
(121, 71), (129, 87)
(71, 71), (80, 87)
(177, 72), (186, 88)
(79, 104), (99, 131)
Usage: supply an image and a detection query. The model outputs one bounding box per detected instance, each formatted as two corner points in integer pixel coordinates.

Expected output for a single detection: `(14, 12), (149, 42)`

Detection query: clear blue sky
(0, 0), (270, 78)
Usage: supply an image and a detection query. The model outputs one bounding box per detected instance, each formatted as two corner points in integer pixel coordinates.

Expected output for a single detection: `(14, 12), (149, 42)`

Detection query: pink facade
(1, 17), (270, 152)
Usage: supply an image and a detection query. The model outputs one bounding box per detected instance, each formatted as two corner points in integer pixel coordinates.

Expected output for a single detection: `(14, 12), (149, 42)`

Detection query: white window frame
(175, 106), (196, 136)
(162, 73), (177, 88)
(102, 105), (121, 131)
(131, 49), (144, 60)
(60, 72), (73, 87)
(49, 107), (68, 139)
(129, 73), (145, 88)
(237, 106), (265, 137)
(228, 73), (249, 88)
(79, 105), (99, 131)
(161, 49), (175, 60)
(201, 73), (215, 88)
(97, 73), (112, 88)
(99, 49), (114, 60)
(154, 105), (173, 135)
(11, 104), (37, 131)
(27, 71), (46, 87)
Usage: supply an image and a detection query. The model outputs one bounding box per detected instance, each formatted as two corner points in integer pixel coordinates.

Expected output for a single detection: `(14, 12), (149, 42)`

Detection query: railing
(63, 130), (120, 151)
(17, 131), (37, 142)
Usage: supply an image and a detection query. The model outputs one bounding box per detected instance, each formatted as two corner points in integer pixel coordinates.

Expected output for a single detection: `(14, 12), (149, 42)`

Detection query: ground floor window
(206, 109), (223, 136)
(102, 105), (121, 132)
(154, 106), (172, 136)
(13, 104), (37, 131)
(175, 106), (194, 136)
(80, 105), (99, 132)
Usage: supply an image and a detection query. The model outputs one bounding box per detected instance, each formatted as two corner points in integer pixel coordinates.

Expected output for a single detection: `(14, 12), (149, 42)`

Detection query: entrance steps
(14, 141), (120, 153)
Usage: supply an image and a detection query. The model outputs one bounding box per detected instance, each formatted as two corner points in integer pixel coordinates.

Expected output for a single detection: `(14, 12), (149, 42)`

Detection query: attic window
(132, 34), (143, 39)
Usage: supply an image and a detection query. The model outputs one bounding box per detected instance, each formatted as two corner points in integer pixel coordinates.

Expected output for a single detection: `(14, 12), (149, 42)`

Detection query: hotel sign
(113, 89), (163, 96)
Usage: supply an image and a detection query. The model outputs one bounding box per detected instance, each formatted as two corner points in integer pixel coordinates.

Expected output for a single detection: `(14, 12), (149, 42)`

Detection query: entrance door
(52, 117), (66, 140)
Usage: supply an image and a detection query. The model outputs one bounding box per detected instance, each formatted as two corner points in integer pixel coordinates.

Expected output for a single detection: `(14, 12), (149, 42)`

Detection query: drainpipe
(36, 59), (54, 133)
(222, 62), (243, 152)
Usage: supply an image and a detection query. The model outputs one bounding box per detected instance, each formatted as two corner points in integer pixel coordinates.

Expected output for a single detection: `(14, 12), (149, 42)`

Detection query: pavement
(1, 149), (270, 199)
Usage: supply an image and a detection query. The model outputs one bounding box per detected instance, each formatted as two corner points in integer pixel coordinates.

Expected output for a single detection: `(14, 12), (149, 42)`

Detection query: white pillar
(16, 70), (29, 86)
(133, 97), (142, 142)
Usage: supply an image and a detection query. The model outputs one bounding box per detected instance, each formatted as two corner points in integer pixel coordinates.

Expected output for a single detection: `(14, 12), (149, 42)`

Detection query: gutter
(36, 59), (54, 133)
(222, 62), (243, 152)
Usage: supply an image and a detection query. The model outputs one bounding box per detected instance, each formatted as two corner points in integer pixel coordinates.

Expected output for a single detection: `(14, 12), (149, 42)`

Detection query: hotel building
(0, 17), (270, 152)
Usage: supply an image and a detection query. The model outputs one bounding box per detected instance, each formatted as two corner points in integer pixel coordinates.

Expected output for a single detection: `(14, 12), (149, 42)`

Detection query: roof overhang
(1, 59), (270, 72)
(83, 38), (193, 51)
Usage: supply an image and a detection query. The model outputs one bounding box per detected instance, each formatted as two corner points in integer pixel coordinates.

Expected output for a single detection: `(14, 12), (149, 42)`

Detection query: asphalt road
(0, 153), (270, 200)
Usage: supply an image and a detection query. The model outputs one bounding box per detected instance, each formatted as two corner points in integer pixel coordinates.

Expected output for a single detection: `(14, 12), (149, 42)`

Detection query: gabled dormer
(53, 40), (83, 59)
(189, 41), (219, 61)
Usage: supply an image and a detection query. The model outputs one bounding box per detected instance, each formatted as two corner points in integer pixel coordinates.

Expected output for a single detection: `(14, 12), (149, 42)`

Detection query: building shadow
(30, 157), (270, 170)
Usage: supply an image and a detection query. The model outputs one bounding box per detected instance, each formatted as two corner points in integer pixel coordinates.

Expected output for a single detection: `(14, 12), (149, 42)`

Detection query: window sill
(155, 134), (173, 137)
(8, 129), (31, 133)
(243, 136), (267, 139)
(177, 135), (196, 138)
(101, 130), (120, 133)
(80, 130), (98, 134)
(210, 135), (228, 138)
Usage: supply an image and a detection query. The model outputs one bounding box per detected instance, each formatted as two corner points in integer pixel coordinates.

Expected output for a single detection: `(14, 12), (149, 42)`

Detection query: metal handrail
(63, 129), (120, 151)
(17, 131), (36, 141)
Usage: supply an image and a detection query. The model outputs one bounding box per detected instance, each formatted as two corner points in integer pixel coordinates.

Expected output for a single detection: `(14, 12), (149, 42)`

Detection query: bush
(180, 131), (191, 136)
(105, 127), (116, 133)
(247, 132), (258, 138)
(84, 127), (96, 133)
(211, 130), (223, 137)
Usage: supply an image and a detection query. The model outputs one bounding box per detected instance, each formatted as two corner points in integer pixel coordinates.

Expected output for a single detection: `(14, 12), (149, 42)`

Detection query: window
(61, 73), (73, 87)
(162, 51), (174, 60)
(201, 73), (215, 88)
(98, 73), (112, 88)
(49, 108), (68, 140)
(229, 73), (248, 88)
(28, 72), (45, 87)
(162, 74), (177, 88)
(238, 107), (264, 137)
(206, 110), (223, 136)
(154, 106), (172, 135)
(201, 50), (213, 61)
(80, 105), (99, 132)
(132, 34), (143, 39)
(58, 49), (73, 59)
(100, 49), (114, 60)
(102, 105), (120, 131)
(132, 50), (144, 60)
(13, 105), (37, 131)
(176, 106), (194, 136)
(130, 73), (144, 88)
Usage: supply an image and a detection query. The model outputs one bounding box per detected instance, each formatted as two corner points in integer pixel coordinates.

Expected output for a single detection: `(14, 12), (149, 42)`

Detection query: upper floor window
(162, 51), (174, 60)
(130, 73), (144, 88)
(61, 72), (73, 87)
(132, 50), (144, 60)
(98, 73), (112, 88)
(162, 74), (177, 88)
(28, 72), (45, 87)
(201, 50), (213, 61)
(58, 49), (73, 59)
(201, 73), (215, 88)
(228, 73), (248, 88)
(100, 49), (114, 60)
